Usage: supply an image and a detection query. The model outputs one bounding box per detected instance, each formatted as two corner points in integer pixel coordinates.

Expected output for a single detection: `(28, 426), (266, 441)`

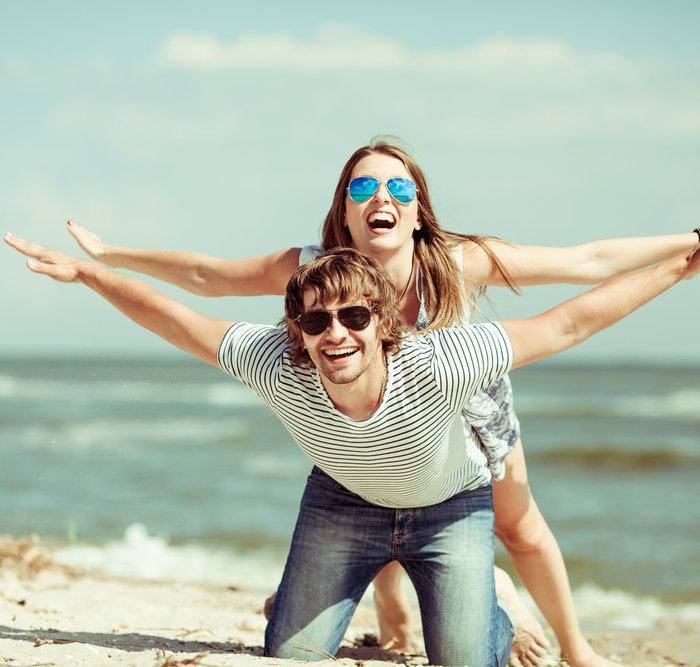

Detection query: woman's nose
(372, 182), (390, 202)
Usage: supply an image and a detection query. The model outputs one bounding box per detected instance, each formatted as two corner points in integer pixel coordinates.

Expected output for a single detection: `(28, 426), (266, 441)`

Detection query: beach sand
(1, 537), (697, 667)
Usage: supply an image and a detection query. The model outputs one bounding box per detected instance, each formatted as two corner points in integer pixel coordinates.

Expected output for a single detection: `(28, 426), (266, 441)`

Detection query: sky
(1, 1), (699, 363)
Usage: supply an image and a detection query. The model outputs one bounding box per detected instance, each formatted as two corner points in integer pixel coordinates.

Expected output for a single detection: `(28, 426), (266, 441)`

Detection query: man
(5, 234), (699, 667)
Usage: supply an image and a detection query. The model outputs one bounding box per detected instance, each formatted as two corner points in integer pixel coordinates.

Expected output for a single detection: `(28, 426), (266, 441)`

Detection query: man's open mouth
(323, 347), (358, 360)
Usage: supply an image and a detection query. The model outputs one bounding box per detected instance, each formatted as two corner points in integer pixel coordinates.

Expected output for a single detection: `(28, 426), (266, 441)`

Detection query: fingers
(5, 232), (82, 283)
(26, 258), (79, 283)
(510, 628), (551, 667)
(6, 231), (80, 266)
(4, 231), (33, 254)
(66, 219), (96, 242)
(5, 232), (56, 262)
(66, 219), (105, 258)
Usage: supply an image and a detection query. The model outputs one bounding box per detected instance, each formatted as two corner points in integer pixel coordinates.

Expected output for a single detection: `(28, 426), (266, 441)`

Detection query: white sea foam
(53, 523), (284, 592)
(571, 582), (700, 630)
(52, 524), (700, 629)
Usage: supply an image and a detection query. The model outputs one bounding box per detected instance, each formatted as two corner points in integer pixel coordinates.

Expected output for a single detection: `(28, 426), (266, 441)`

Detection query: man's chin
(319, 365), (360, 386)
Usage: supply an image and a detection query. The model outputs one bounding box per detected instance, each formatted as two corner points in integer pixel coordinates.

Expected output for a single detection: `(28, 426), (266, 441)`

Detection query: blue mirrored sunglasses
(347, 176), (418, 204)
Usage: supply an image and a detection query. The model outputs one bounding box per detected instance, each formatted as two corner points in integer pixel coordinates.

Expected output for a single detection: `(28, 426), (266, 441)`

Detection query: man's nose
(324, 314), (349, 339)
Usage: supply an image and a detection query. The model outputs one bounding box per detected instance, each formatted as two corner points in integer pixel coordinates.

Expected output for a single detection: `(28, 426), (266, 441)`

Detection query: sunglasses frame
(295, 305), (378, 336)
(347, 176), (418, 205)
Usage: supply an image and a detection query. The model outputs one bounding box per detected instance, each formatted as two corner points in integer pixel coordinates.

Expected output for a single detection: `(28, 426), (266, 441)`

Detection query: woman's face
(344, 153), (421, 258)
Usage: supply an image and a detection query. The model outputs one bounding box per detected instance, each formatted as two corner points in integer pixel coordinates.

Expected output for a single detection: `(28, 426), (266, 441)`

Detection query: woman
(65, 140), (700, 667)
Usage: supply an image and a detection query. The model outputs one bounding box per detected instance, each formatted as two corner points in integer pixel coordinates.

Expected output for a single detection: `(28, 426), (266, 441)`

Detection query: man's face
(300, 291), (385, 387)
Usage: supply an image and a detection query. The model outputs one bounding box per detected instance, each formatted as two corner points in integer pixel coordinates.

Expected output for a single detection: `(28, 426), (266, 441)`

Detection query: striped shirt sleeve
(430, 321), (513, 411)
(217, 322), (288, 403)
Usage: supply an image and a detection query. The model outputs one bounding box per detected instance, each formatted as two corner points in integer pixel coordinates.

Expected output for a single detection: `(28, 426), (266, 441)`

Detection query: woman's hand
(66, 220), (113, 265)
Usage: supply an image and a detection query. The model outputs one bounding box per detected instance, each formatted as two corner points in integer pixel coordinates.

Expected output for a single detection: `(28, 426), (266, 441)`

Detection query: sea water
(1, 356), (698, 631)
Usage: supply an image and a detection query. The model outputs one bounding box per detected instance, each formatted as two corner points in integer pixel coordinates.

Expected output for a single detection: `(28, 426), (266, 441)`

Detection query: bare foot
(373, 564), (415, 652)
(494, 567), (551, 667)
(562, 640), (624, 667)
(374, 592), (414, 651)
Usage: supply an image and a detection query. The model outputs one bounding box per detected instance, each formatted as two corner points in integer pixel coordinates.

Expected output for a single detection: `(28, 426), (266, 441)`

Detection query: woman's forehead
(351, 153), (410, 179)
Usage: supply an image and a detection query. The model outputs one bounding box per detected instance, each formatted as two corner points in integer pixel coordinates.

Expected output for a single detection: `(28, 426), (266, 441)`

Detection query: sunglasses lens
(348, 177), (379, 203)
(298, 311), (331, 335)
(338, 306), (372, 330)
(387, 178), (417, 204)
(297, 307), (372, 335)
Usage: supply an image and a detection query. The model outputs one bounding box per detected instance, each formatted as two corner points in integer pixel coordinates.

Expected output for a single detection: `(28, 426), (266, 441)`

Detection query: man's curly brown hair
(283, 248), (406, 366)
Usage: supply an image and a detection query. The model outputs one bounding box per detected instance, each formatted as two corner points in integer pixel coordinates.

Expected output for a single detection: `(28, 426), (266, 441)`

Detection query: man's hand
(4, 232), (85, 283)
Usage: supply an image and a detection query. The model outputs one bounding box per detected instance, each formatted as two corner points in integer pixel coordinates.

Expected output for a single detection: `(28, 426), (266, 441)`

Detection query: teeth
(324, 347), (357, 357)
(368, 212), (395, 223)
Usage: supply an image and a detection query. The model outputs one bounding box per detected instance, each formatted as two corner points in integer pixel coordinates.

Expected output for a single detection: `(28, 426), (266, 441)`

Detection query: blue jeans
(265, 467), (514, 666)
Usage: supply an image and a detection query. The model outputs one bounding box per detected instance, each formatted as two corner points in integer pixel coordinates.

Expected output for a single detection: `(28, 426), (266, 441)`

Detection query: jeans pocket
(306, 466), (358, 497)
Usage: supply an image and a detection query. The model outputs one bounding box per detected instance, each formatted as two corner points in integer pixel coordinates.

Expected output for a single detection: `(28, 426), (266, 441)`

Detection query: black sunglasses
(295, 306), (376, 336)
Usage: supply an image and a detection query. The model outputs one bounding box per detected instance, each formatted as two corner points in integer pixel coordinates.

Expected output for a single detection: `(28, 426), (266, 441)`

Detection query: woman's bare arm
(66, 221), (301, 296)
(462, 231), (699, 287)
(502, 245), (700, 369)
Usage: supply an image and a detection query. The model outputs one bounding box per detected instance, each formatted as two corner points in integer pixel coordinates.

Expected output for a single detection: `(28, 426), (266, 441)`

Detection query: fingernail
(66, 220), (72, 226)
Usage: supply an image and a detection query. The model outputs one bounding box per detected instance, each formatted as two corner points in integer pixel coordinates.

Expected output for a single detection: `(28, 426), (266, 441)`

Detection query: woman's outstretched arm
(66, 220), (301, 297)
(503, 244), (700, 369)
(462, 230), (700, 287)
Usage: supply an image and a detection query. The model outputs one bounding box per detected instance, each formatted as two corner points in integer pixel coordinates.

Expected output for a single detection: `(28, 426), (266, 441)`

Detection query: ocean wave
(515, 389), (700, 422)
(3, 372), (698, 420)
(572, 582), (700, 631)
(527, 444), (700, 469)
(0, 374), (264, 407)
(13, 416), (253, 451)
(52, 523), (285, 592)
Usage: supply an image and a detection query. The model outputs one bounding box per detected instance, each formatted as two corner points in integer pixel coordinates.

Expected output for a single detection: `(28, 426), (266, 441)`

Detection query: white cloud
(446, 95), (700, 141)
(157, 24), (639, 83)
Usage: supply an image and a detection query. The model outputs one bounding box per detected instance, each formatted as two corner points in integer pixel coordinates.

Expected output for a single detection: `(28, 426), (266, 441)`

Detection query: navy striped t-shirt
(218, 321), (512, 508)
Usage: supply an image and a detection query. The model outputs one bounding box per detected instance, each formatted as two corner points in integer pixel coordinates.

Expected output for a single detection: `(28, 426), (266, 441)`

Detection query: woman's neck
(369, 243), (416, 294)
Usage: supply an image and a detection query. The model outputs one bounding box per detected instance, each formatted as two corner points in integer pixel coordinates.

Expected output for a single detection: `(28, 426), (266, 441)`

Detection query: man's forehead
(302, 290), (366, 310)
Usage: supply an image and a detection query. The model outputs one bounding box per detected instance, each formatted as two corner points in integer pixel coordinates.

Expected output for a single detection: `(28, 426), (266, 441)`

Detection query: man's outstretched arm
(503, 245), (700, 369)
(4, 233), (233, 366)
